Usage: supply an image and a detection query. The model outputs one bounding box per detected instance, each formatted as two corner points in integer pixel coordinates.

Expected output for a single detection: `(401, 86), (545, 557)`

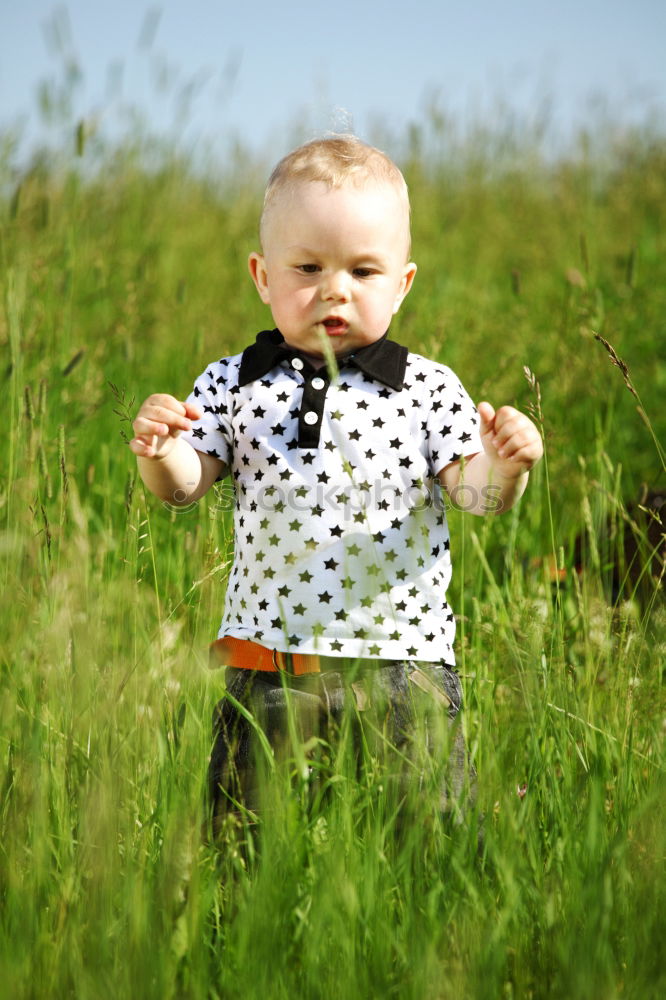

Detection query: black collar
(238, 328), (408, 389)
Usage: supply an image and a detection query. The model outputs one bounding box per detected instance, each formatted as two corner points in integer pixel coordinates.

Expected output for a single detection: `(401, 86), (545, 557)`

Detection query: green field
(1, 118), (665, 999)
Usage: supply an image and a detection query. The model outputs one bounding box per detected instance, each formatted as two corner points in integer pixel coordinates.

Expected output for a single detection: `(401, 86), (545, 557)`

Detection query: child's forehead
(262, 177), (409, 243)
(277, 175), (401, 209)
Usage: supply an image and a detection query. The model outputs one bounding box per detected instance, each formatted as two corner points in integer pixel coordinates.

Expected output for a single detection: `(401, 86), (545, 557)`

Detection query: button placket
(298, 372), (331, 448)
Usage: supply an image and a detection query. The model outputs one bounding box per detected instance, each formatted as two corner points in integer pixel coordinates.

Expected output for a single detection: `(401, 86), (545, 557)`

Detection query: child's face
(248, 179), (417, 358)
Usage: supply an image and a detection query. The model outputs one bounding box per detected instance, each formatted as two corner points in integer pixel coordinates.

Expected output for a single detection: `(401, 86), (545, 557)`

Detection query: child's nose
(321, 270), (351, 301)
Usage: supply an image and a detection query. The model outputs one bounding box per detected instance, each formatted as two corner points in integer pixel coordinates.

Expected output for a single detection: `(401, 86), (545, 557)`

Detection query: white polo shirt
(181, 329), (482, 664)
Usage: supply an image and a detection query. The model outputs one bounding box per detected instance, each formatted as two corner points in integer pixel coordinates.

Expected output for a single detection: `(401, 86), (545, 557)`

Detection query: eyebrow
(283, 244), (390, 263)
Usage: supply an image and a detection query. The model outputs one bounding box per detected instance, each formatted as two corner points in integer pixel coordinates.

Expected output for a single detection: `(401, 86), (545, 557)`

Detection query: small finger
(132, 416), (170, 438)
(129, 437), (154, 457)
(184, 401), (204, 420)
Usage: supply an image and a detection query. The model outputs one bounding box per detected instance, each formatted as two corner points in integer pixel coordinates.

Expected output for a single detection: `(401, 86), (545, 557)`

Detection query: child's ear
(248, 252), (271, 304)
(392, 262), (417, 314)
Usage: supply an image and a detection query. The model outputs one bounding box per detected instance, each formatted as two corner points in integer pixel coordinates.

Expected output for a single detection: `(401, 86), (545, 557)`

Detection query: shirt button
(303, 411), (319, 425)
(311, 377), (325, 390)
(291, 357), (304, 371)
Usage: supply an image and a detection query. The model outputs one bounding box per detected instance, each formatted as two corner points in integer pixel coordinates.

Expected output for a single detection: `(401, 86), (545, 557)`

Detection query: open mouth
(322, 317), (348, 335)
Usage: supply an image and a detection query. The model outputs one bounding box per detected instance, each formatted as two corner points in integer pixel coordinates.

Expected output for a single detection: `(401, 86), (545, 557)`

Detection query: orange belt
(210, 636), (322, 675)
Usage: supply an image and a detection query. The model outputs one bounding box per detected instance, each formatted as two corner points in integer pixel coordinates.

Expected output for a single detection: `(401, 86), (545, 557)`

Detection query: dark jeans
(208, 659), (475, 828)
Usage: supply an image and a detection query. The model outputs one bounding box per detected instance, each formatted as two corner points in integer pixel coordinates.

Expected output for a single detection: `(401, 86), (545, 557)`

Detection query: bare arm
(438, 401), (542, 516)
(129, 393), (226, 504)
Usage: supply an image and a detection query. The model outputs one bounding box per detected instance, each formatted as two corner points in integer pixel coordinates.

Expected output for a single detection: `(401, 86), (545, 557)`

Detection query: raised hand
(129, 394), (203, 459)
(477, 401), (543, 478)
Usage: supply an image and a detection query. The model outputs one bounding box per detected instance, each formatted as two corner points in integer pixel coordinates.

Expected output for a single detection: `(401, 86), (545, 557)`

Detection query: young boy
(130, 136), (543, 821)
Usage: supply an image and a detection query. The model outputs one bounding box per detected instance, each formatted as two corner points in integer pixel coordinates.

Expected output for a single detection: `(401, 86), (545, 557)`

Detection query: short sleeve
(180, 362), (233, 466)
(425, 365), (482, 475)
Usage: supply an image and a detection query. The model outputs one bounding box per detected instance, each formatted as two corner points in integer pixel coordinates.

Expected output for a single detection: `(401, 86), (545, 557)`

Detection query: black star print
(451, 402), (462, 414)
(318, 591), (332, 603)
(267, 454), (280, 466)
(389, 438), (401, 449)
(207, 449), (220, 458)
(324, 558), (338, 570)
(253, 406), (266, 418)
(192, 427), (205, 440)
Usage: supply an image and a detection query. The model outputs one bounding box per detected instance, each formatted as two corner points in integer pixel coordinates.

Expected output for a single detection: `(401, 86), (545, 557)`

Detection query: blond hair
(260, 135), (411, 252)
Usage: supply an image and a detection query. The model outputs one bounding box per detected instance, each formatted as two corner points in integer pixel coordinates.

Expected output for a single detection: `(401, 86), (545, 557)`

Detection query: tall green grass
(0, 120), (664, 999)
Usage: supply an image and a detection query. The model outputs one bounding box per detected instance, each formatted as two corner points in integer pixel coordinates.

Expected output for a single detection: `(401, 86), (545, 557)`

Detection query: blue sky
(2, 0), (665, 161)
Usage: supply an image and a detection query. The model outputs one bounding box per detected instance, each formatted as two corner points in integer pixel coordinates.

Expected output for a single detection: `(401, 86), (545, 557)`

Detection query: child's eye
(297, 264), (320, 274)
(353, 267), (376, 278)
